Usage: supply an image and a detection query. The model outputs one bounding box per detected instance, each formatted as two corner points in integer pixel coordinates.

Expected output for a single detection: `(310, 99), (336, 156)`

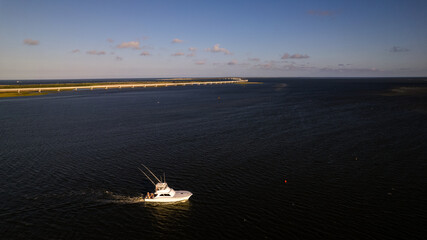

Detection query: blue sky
(0, 0), (426, 79)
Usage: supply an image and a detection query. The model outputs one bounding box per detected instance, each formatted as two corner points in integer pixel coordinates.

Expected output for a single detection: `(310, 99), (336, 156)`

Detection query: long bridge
(0, 78), (248, 93)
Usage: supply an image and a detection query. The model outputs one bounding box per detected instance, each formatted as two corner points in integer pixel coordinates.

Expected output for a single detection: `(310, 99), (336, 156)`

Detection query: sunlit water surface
(1, 78), (426, 239)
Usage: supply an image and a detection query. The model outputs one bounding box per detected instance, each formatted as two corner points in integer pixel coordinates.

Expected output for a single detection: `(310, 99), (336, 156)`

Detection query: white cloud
(171, 52), (185, 56)
(253, 60), (311, 71)
(254, 61), (282, 70)
(281, 53), (310, 59)
(117, 41), (140, 49)
(320, 66), (380, 73)
(140, 51), (151, 56)
(248, 57), (260, 62)
(227, 60), (238, 65)
(107, 38), (114, 43)
(257, 63), (274, 69)
(116, 56), (123, 61)
(23, 39), (39, 46)
(206, 44), (231, 55)
(390, 46), (409, 52)
(172, 38), (183, 43)
(86, 50), (106, 55)
(187, 48), (197, 57)
(195, 60), (206, 65)
(71, 49), (80, 53)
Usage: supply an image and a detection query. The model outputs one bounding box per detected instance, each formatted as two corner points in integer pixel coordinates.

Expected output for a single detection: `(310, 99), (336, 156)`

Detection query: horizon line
(1, 76), (426, 81)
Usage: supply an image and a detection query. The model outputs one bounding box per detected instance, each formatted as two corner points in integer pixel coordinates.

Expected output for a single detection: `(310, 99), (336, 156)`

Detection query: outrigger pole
(137, 167), (156, 186)
(141, 164), (162, 183)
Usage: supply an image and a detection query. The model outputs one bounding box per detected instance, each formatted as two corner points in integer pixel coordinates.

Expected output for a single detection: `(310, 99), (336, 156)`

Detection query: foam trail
(100, 191), (145, 204)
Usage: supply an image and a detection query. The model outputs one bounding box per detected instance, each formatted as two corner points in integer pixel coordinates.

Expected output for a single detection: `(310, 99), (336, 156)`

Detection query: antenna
(141, 164), (161, 182)
(137, 167), (156, 186)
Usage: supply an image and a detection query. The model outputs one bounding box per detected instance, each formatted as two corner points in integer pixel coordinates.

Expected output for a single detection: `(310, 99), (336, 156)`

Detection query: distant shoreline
(0, 78), (261, 98)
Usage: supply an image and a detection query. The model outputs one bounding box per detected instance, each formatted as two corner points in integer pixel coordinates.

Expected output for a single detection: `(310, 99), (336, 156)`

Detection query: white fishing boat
(138, 164), (193, 203)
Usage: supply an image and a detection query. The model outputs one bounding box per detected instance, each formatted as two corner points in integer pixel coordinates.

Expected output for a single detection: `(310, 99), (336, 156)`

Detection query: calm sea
(1, 78), (426, 239)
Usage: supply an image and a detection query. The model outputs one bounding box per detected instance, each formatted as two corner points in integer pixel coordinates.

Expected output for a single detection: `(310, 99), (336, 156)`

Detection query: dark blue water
(1, 78), (426, 239)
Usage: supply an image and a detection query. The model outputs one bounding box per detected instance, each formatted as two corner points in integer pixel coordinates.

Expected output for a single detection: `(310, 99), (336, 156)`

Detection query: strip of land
(382, 87), (427, 96)
(0, 78), (257, 97)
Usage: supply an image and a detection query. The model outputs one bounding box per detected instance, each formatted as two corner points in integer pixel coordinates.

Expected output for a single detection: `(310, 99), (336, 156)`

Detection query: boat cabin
(153, 182), (176, 197)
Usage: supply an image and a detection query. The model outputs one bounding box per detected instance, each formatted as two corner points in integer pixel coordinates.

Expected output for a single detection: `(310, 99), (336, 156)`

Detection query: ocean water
(1, 78), (426, 239)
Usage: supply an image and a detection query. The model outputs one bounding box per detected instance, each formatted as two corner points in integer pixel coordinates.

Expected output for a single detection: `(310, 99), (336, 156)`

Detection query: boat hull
(145, 190), (192, 203)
